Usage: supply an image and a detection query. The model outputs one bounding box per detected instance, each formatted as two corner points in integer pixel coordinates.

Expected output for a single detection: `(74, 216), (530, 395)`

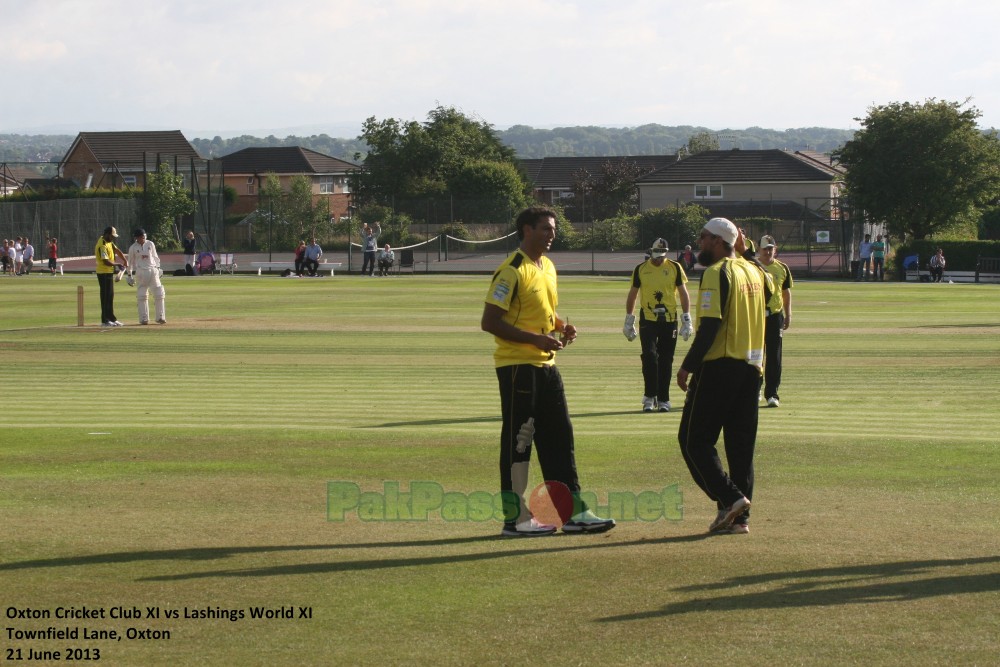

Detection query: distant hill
(1, 125), (856, 165)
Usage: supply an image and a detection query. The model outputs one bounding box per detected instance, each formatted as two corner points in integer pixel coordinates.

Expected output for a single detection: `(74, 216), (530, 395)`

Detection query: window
(338, 177), (350, 194)
(319, 176), (334, 194)
(122, 175), (137, 187)
(246, 177), (255, 195)
(694, 184), (723, 199)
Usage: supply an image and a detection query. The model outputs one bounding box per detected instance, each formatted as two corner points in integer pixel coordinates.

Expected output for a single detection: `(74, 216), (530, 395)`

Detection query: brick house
(58, 130), (202, 189)
(219, 147), (359, 219)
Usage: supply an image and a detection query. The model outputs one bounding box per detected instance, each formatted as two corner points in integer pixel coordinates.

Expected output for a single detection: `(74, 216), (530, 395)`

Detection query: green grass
(2, 274), (999, 666)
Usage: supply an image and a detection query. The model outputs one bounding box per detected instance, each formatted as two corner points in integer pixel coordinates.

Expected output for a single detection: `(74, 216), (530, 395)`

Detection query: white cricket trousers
(136, 267), (166, 323)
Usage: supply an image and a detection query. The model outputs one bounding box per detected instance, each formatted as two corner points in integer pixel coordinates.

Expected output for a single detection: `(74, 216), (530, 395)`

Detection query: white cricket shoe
(658, 400), (671, 412)
(767, 397), (780, 408)
(642, 396), (655, 412)
(501, 518), (557, 537)
(709, 497), (750, 532)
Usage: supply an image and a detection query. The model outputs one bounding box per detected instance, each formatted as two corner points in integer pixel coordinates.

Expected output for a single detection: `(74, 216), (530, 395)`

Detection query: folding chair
(216, 253), (236, 275)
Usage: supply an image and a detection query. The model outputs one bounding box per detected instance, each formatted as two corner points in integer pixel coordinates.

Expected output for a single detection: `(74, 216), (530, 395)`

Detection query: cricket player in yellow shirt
(677, 218), (771, 535)
(481, 207), (615, 537)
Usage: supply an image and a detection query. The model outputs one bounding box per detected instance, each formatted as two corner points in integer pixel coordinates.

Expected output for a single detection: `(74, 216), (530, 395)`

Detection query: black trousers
(496, 364), (582, 522)
(362, 250), (376, 275)
(678, 358), (761, 510)
(639, 317), (678, 403)
(97, 273), (117, 324)
(763, 313), (784, 400)
(302, 258), (319, 275)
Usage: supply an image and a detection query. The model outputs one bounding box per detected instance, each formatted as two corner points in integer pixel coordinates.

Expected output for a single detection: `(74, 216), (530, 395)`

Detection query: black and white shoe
(562, 509), (616, 534)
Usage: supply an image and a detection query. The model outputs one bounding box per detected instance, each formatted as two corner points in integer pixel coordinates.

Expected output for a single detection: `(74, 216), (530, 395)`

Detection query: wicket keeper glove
(623, 314), (637, 342)
(679, 313), (693, 341)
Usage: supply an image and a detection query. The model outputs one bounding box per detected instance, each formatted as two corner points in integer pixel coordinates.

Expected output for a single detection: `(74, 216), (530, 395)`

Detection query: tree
(678, 131), (720, 159)
(143, 162), (197, 246)
(636, 204), (709, 252)
(834, 99), (1000, 240)
(570, 159), (652, 221)
(448, 159), (531, 224)
(257, 173), (332, 251)
(355, 105), (529, 223)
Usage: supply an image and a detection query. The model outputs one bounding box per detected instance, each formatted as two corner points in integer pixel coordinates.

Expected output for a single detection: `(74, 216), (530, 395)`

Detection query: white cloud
(2, 0), (999, 133)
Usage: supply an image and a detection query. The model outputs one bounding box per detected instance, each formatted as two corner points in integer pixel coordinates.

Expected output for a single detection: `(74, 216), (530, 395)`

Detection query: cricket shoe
(642, 396), (655, 412)
(658, 400), (671, 412)
(562, 509), (616, 534)
(767, 397), (780, 408)
(729, 522), (750, 534)
(156, 319), (167, 324)
(112, 321), (124, 327)
(101, 322), (116, 328)
(708, 497), (750, 533)
(140, 320), (149, 325)
(501, 518), (557, 537)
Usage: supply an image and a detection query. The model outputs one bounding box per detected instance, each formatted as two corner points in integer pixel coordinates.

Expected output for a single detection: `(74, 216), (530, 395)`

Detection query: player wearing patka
(677, 217), (772, 535)
(127, 228), (166, 325)
(624, 238), (692, 413)
(481, 206), (615, 537)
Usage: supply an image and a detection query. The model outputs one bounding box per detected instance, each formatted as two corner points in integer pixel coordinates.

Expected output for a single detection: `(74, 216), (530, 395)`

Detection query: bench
(251, 261), (343, 276)
(903, 269), (931, 282)
(976, 256), (1000, 283)
(905, 269), (1000, 284)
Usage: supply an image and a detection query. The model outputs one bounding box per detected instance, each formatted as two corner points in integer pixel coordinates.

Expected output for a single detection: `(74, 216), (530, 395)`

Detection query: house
(219, 147), (359, 219)
(58, 130), (202, 190)
(0, 165), (58, 196)
(521, 155), (679, 205)
(636, 149), (845, 221)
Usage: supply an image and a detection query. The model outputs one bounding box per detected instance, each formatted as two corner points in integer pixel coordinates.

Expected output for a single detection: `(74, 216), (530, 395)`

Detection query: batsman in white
(126, 228), (166, 325)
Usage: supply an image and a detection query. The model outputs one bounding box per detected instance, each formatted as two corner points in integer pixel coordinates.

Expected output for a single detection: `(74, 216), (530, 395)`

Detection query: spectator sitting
(377, 244), (395, 276)
(677, 244), (696, 271)
(293, 240), (307, 276)
(303, 238), (323, 276)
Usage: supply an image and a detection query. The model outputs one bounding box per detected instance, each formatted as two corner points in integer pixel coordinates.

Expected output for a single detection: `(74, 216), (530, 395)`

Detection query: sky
(3, 0), (1000, 138)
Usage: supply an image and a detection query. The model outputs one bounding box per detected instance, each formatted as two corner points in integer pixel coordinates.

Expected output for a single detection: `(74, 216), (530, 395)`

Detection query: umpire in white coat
(127, 228), (166, 325)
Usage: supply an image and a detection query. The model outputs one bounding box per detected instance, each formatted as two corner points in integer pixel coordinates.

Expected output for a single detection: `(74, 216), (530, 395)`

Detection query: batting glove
(679, 313), (693, 341)
(515, 417), (535, 454)
(623, 314), (637, 342)
(126, 273), (135, 287)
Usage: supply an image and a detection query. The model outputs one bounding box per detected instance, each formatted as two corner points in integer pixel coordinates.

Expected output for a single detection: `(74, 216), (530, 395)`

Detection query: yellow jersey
(95, 237), (117, 274)
(697, 256), (769, 371)
(631, 258), (688, 322)
(762, 259), (792, 315)
(485, 249), (559, 368)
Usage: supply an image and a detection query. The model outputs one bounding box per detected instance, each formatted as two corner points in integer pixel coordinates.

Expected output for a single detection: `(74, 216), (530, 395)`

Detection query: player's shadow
(134, 533), (709, 582)
(596, 555), (1000, 622)
(371, 410), (639, 428)
(0, 533), (701, 576)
